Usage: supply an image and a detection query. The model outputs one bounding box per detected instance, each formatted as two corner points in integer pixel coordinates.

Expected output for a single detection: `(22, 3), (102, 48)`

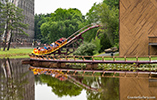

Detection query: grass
(0, 48), (33, 58)
(93, 52), (157, 61)
(93, 56), (157, 61)
(94, 52), (106, 56)
(1, 48), (157, 61)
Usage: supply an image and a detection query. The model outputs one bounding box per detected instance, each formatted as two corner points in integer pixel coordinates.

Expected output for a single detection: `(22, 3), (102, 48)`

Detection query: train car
(32, 38), (67, 55)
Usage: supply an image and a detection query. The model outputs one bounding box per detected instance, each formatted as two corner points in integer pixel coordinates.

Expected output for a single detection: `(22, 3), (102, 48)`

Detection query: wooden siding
(149, 37), (157, 43)
(119, 0), (157, 56)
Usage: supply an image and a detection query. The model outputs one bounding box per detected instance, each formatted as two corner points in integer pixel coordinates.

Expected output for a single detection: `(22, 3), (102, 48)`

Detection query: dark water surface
(0, 58), (157, 100)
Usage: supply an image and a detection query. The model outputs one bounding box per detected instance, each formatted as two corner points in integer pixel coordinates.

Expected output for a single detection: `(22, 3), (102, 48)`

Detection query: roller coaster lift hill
(32, 23), (101, 55)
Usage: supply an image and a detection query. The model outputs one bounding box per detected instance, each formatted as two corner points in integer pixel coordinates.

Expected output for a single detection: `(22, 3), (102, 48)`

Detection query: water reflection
(1, 58), (157, 100)
(31, 66), (157, 100)
(120, 73), (157, 100)
(0, 58), (35, 100)
(34, 73), (119, 100)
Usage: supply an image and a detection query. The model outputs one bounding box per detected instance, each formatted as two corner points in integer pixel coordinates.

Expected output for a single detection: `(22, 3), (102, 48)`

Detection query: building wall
(17, 0), (34, 40)
(119, 0), (157, 56)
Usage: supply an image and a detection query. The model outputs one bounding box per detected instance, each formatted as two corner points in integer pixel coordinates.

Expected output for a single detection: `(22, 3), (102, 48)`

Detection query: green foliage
(100, 33), (112, 52)
(34, 1), (119, 53)
(82, 3), (99, 42)
(91, 37), (101, 54)
(0, 2), (3, 36)
(0, 1), (28, 35)
(103, 0), (119, 9)
(86, 3), (99, 24)
(85, 77), (119, 100)
(74, 42), (96, 56)
(39, 74), (82, 97)
(36, 8), (85, 43)
(34, 14), (47, 40)
(96, 3), (119, 45)
(84, 1), (119, 52)
(0, 0), (28, 51)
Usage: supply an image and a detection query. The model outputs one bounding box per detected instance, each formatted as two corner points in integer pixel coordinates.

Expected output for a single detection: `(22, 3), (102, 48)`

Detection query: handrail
(29, 54), (157, 63)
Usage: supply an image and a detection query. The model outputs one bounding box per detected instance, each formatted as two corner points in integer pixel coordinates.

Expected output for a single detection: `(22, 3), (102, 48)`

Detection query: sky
(35, 0), (103, 15)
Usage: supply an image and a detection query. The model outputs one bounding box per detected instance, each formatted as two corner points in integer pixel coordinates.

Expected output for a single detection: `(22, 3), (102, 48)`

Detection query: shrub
(74, 42), (96, 56)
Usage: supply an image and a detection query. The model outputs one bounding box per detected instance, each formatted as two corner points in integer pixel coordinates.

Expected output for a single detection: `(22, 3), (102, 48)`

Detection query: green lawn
(93, 52), (157, 61)
(93, 56), (157, 61)
(1, 48), (157, 61)
(0, 48), (33, 58)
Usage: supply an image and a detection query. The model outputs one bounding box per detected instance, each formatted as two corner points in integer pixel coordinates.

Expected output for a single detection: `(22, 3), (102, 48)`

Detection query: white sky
(35, 0), (103, 15)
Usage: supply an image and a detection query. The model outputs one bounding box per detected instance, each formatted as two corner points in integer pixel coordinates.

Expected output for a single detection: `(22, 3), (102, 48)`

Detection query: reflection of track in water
(30, 67), (68, 81)
(29, 66), (103, 92)
(67, 75), (101, 92)
(29, 66), (157, 93)
(29, 67), (157, 79)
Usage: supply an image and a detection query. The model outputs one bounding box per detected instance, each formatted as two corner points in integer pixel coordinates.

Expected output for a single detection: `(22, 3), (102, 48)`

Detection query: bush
(99, 33), (112, 52)
(91, 37), (101, 54)
(73, 42), (96, 56)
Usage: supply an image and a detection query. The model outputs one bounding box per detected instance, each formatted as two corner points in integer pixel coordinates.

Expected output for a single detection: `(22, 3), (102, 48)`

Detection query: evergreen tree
(0, 0), (28, 51)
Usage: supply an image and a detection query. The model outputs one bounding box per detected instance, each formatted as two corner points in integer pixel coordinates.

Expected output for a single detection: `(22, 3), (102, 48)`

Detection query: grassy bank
(0, 48), (33, 58)
(1, 48), (157, 61)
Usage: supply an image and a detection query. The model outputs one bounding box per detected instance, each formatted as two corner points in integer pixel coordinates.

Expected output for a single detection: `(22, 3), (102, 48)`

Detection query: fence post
(92, 56), (94, 61)
(136, 56), (139, 62)
(149, 56), (151, 61)
(124, 56), (127, 61)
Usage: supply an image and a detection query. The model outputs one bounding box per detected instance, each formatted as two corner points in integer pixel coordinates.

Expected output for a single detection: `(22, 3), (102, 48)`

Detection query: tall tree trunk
(3, 28), (9, 51)
(7, 30), (12, 51)
(3, 31), (8, 51)
(0, 39), (1, 51)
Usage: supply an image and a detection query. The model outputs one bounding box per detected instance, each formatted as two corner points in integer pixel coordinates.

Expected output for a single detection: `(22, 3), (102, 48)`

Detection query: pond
(0, 58), (157, 100)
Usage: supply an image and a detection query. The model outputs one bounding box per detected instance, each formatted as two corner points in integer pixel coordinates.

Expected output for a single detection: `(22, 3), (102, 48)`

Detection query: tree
(83, 3), (100, 42)
(0, 0), (28, 51)
(40, 8), (85, 44)
(103, 0), (119, 9)
(0, 1), (3, 50)
(84, 1), (119, 52)
(34, 14), (48, 40)
(96, 3), (119, 45)
(100, 33), (112, 52)
(93, 2), (119, 51)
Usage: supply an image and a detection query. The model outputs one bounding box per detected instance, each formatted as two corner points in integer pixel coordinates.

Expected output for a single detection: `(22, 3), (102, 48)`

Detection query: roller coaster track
(32, 23), (101, 55)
